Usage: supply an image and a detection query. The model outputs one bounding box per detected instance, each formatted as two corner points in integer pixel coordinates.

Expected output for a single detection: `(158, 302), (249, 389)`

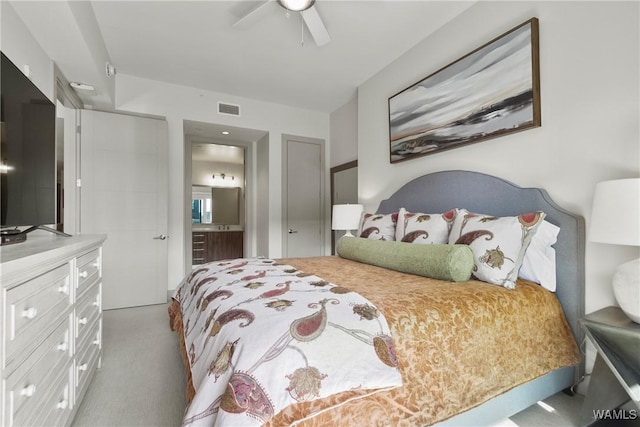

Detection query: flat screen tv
(1, 51), (58, 234)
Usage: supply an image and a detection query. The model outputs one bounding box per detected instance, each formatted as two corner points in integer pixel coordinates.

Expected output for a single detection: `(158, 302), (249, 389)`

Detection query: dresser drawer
(76, 282), (101, 345)
(76, 248), (101, 298)
(3, 318), (73, 427)
(75, 327), (101, 402)
(28, 364), (73, 427)
(4, 263), (72, 369)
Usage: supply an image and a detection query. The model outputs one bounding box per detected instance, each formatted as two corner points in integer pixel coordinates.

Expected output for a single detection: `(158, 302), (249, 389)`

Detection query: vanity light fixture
(212, 173), (236, 181)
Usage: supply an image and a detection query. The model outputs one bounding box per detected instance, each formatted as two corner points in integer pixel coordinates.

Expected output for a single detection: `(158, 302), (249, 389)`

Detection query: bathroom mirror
(212, 187), (239, 225)
(192, 185), (240, 225)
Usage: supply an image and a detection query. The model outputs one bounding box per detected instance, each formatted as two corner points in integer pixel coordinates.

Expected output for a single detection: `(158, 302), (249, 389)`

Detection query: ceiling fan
(233, 0), (331, 47)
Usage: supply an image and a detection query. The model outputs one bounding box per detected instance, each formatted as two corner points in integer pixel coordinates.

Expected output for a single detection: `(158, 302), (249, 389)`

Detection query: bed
(169, 170), (585, 426)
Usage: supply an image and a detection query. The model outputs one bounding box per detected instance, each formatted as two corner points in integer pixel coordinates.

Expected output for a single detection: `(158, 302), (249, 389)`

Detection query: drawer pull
(93, 296), (101, 307)
(78, 363), (88, 371)
(57, 342), (69, 352)
(79, 271), (89, 279)
(78, 317), (88, 325)
(92, 261), (100, 268)
(22, 307), (38, 319)
(57, 400), (68, 410)
(58, 284), (69, 294)
(21, 384), (37, 397)
(93, 338), (101, 346)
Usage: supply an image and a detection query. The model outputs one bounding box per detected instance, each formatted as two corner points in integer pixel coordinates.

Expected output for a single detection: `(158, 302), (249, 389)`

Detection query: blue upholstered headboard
(376, 170), (586, 380)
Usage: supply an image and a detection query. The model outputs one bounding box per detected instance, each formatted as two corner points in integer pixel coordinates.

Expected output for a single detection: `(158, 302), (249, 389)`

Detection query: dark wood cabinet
(192, 231), (243, 264)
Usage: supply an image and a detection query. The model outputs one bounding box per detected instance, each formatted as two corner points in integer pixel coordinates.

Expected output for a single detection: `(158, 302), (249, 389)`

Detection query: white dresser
(0, 234), (106, 427)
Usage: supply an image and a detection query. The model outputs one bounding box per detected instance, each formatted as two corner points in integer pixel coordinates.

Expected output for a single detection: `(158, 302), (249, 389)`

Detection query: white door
(80, 110), (168, 309)
(285, 139), (323, 257)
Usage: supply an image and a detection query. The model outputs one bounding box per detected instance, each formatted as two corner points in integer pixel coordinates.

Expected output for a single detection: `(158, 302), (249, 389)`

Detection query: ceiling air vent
(218, 102), (241, 117)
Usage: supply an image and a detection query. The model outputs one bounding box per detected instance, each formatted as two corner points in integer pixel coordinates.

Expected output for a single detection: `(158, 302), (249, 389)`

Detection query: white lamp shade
(332, 204), (363, 231)
(590, 178), (640, 246)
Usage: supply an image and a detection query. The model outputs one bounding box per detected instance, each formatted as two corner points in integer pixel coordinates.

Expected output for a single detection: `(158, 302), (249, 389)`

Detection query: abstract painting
(389, 18), (540, 163)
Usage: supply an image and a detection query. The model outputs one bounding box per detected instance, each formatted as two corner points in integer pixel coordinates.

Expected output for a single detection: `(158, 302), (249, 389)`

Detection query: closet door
(284, 138), (324, 257)
(80, 110), (168, 309)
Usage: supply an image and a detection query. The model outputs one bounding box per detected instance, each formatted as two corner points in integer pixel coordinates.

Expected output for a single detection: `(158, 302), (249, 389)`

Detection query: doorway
(183, 121), (267, 268)
(191, 142), (245, 266)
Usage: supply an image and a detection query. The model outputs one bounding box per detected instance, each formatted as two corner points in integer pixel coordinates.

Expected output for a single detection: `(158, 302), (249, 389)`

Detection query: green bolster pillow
(336, 237), (474, 282)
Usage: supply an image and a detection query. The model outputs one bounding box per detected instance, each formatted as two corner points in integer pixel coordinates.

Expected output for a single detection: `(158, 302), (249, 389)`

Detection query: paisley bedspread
(172, 256), (579, 426)
(172, 258), (403, 427)
(266, 256), (580, 426)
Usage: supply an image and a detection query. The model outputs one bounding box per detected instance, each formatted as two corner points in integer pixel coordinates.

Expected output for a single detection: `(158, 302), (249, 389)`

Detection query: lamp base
(612, 258), (640, 323)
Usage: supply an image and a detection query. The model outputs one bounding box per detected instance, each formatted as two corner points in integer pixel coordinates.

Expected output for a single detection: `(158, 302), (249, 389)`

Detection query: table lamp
(589, 178), (640, 323)
(332, 204), (363, 237)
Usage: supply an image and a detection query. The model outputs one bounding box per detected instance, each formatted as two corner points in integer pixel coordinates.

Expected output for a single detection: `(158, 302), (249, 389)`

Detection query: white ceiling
(11, 0), (475, 115)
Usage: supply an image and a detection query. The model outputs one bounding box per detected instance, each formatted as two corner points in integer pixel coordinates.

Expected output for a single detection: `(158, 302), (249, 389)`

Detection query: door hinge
(76, 179), (82, 187)
(76, 125), (81, 134)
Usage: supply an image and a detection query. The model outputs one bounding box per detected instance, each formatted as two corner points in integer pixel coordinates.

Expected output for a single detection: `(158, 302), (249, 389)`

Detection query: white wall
(0, 2), (54, 101)
(192, 160), (245, 189)
(357, 0), (639, 318)
(329, 96), (358, 167)
(114, 74), (330, 289)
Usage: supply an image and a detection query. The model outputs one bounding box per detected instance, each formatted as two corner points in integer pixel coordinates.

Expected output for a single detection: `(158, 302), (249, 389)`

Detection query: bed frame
(375, 170), (585, 426)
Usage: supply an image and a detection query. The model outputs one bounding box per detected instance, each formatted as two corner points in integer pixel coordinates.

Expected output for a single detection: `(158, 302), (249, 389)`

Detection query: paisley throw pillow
(395, 208), (457, 244)
(448, 209), (546, 289)
(358, 212), (398, 241)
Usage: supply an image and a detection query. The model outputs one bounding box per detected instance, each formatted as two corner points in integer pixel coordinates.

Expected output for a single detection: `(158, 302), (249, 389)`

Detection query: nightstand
(579, 306), (640, 426)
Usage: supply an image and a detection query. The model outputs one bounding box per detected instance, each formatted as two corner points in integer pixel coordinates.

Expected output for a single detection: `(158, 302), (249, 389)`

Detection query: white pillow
(449, 209), (546, 289)
(518, 220), (560, 292)
(358, 212), (397, 241)
(395, 207), (456, 244)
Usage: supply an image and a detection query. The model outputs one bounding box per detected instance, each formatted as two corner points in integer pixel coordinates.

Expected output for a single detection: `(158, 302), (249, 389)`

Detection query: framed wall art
(388, 18), (540, 163)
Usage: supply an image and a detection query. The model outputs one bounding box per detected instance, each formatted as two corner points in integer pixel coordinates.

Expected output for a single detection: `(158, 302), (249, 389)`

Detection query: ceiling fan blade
(233, 0), (274, 28)
(302, 6), (331, 46)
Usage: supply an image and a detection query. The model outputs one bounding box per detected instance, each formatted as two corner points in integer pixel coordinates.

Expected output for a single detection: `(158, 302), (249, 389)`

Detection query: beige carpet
(72, 303), (186, 427)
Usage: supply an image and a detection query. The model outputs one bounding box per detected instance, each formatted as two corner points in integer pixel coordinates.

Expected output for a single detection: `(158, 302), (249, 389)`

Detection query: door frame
(183, 129), (256, 270)
(281, 134), (326, 257)
(54, 64), (83, 235)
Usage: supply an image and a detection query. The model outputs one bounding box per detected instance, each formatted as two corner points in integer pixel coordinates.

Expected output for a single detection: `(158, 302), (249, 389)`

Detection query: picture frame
(388, 18), (540, 163)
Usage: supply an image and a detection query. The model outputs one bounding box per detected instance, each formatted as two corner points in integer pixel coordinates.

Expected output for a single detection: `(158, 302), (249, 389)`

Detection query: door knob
(288, 229), (298, 234)
(153, 234), (169, 240)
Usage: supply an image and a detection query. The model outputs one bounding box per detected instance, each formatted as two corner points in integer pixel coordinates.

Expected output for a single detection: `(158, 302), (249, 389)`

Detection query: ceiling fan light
(277, 0), (315, 12)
